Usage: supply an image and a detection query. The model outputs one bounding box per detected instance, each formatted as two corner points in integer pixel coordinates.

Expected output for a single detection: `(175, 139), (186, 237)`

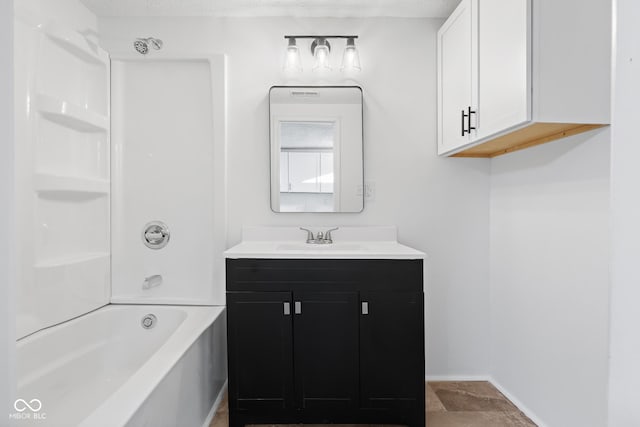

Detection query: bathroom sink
(224, 226), (427, 259)
(276, 242), (365, 251)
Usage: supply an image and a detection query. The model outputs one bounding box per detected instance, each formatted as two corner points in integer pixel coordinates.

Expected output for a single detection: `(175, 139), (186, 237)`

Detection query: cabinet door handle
(362, 301), (369, 315)
(461, 109), (466, 136)
(462, 107), (477, 136)
(294, 301), (302, 315)
(283, 302), (290, 316)
(466, 106), (476, 133)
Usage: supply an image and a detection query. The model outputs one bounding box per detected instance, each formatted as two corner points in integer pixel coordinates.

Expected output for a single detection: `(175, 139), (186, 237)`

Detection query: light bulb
(283, 38), (302, 72)
(341, 38), (361, 72)
(312, 38), (331, 72)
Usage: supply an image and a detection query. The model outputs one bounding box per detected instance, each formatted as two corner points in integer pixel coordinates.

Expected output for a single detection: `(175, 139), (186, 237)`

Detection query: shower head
(133, 39), (149, 55)
(134, 37), (163, 55)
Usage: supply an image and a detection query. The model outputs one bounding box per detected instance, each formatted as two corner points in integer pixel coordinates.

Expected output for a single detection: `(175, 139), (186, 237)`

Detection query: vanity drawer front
(226, 258), (423, 292)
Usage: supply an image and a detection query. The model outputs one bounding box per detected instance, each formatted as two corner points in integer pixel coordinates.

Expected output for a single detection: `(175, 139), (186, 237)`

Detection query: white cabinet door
(288, 152), (319, 193)
(437, 0), (477, 154)
(476, 0), (530, 140)
(279, 152), (289, 192)
(319, 152), (334, 193)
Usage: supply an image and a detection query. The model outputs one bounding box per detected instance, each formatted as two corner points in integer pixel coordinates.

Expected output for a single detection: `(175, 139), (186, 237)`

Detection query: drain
(141, 314), (157, 329)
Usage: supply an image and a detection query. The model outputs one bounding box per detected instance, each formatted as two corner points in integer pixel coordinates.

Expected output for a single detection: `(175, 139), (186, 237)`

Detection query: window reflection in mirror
(270, 86), (363, 213)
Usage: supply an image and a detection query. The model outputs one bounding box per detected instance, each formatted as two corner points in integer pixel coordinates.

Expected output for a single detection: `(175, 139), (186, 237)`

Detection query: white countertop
(224, 226), (426, 260)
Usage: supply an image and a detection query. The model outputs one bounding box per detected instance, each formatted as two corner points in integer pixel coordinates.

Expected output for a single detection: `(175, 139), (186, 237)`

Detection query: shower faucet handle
(142, 221), (170, 249)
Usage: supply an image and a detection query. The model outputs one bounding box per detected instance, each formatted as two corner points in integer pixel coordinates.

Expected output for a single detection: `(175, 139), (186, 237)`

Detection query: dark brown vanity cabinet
(226, 258), (425, 427)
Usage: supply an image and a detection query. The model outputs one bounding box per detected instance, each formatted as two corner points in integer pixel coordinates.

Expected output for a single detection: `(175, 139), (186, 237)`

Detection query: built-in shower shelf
(37, 94), (109, 133)
(43, 23), (108, 66)
(35, 252), (110, 269)
(35, 173), (109, 196)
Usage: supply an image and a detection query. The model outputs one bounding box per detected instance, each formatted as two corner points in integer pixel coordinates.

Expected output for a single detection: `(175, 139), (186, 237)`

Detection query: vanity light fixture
(283, 35), (361, 73)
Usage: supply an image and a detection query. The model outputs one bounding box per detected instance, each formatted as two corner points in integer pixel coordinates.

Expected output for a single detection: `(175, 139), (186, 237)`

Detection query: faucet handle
(324, 227), (339, 243)
(300, 227), (315, 243)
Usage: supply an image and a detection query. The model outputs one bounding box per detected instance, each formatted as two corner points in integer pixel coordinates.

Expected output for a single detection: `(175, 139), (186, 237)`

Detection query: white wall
(607, 0), (640, 425)
(489, 130), (611, 427)
(1, 0), (16, 418)
(97, 16), (492, 378)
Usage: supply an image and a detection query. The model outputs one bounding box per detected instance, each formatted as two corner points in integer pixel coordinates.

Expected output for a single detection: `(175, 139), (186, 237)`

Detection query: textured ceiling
(80, 0), (460, 18)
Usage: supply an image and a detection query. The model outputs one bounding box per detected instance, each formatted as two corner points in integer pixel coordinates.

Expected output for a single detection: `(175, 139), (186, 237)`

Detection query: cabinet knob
(283, 302), (291, 316)
(295, 301), (302, 315)
(362, 301), (369, 315)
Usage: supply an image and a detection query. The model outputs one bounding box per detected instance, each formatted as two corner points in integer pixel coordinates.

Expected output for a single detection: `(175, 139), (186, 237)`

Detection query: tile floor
(427, 382), (536, 427)
(210, 381), (537, 427)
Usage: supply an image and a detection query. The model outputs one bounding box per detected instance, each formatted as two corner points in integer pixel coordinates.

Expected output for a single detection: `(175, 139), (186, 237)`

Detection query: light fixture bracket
(310, 38), (331, 55)
(285, 35), (358, 43)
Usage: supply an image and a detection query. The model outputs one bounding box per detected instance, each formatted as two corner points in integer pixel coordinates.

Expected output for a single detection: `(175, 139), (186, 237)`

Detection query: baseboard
(202, 380), (228, 427)
(426, 374), (491, 382)
(489, 377), (549, 427)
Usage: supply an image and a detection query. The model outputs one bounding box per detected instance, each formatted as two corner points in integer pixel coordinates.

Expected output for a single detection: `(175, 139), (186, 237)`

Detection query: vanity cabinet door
(359, 292), (425, 411)
(227, 292), (294, 411)
(293, 291), (359, 411)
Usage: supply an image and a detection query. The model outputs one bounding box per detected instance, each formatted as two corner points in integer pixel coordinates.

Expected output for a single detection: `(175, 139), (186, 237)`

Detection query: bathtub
(16, 304), (227, 427)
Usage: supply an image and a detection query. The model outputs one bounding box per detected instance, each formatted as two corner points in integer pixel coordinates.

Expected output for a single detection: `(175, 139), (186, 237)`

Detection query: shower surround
(110, 54), (226, 305)
(13, 1), (228, 425)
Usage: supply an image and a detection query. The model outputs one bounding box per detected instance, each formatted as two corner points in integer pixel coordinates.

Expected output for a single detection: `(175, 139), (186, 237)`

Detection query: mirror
(270, 86), (364, 213)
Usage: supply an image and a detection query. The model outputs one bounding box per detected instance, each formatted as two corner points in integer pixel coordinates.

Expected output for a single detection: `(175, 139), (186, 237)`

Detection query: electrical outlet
(357, 182), (375, 201)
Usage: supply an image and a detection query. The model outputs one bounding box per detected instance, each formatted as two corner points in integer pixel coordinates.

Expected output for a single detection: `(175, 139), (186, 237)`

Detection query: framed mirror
(270, 86), (364, 213)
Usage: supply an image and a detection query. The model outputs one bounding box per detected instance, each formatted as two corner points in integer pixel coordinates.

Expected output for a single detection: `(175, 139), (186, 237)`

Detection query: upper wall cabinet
(437, 0), (611, 157)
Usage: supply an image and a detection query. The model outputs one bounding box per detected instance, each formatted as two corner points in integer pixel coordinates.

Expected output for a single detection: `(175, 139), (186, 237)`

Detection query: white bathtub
(16, 304), (227, 427)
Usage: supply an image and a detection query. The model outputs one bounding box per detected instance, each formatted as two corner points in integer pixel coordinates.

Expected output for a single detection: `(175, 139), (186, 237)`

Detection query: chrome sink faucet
(300, 227), (339, 244)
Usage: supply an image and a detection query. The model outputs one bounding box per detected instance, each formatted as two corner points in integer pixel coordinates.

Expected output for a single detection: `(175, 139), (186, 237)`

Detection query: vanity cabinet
(226, 258), (425, 427)
(437, 0), (610, 157)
